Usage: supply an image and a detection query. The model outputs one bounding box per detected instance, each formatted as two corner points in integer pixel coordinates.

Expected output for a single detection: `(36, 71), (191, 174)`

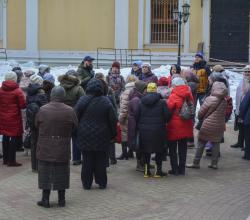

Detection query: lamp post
(172, 3), (190, 66)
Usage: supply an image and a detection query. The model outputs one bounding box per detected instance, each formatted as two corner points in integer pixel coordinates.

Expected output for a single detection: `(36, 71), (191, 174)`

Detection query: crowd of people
(0, 53), (249, 208)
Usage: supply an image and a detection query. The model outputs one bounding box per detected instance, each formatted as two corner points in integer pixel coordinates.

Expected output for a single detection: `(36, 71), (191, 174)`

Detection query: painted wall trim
(138, 0), (144, 49)
(115, 0), (129, 49)
(202, 0), (211, 58)
(26, 0), (38, 53)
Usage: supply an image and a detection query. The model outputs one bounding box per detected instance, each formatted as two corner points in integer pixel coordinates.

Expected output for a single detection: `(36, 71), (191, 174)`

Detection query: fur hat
(30, 74), (43, 86)
(50, 86), (66, 102)
(95, 72), (105, 80)
(43, 73), (55, 84)
(66, 69), (78, 77)
(135, 80), (147, 94)
(171, 77), (185, 87)
(112, 61), (121, 69)
(5, 71), (17, 82)
(147, 82), (157, 93)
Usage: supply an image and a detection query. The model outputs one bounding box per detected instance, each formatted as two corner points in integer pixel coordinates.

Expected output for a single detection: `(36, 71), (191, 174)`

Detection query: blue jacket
(239, 89), (250, 126)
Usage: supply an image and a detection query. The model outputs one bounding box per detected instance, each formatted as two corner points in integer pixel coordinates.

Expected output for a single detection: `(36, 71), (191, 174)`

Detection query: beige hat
(5, 71), (17, 82)
(30, 74), (43, 86)
(243, 65), (250, 72)
(213, 65), (224, 72)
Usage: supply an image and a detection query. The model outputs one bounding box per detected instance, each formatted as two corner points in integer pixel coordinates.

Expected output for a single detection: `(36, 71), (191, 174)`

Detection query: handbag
(115, 123), (122, 144)
(195, 99), (223, 130)
(179, 98), (195, 120)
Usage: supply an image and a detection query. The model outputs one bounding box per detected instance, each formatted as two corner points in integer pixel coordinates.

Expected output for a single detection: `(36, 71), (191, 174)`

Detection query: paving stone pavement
(0, 124), (250, 220)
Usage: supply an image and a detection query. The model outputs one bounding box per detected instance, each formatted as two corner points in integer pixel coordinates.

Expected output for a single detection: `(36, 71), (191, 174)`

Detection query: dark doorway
(210, 0), (249, 62)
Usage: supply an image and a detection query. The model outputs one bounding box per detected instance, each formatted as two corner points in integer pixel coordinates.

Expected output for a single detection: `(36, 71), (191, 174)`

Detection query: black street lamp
(172, 3), (190, 66)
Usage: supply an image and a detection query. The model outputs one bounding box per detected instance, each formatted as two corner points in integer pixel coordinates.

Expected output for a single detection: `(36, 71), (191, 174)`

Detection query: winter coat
(186, 73), (199, 102)
(0, 81), (26, 136)
(36, 101), (78, 162)
(198, 82), (227, 142)
(127, 88), (143, 149)
(192, 61), (211, 94)
(119, 82), (135, 142)
(77, 63), (95, 90)
(43, 81), (54, 102)
(136, 93), (171, 153)
(75, 79), (117, 152)
(239, 88), (250, 126)
(167, 85), (194, 141)
(106, 72), (125, 104)
(141, 72), (158, 84)
(59, 74), (85, 107)
(236, 78), (249, 115)
(20, 76), (32, 94)
(131, 68), (142, 79)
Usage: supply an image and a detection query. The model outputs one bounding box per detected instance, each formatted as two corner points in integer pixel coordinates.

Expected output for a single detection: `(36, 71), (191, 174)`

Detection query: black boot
(37, 190), (50, 208)
(58, 190), (66, 207)
(127, 149), (134, 158)
(230, 143), (240, 148)
(117, 142), (128, 160)
(154, 164), (167, 177)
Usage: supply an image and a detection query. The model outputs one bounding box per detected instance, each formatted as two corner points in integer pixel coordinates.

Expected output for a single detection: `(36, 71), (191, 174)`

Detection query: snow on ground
(0, 60), (243, 108)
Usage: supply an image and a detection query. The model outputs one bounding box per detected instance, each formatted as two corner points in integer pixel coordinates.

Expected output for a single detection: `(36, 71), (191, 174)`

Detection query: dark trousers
(81, 151), (107, 189)
(244, 125), (250, 160)
(169, 139), (188, 174)
(2, 135), (18, 163)
(238, 123), (245, 148)
(31, 130), (38, 171)
(143, 152), (162, 166)
(106, 143), (116, 167)
(72, 134), (81, 161)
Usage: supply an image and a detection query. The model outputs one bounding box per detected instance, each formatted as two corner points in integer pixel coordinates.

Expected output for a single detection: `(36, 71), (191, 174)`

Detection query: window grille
(151, 0), (178, 44)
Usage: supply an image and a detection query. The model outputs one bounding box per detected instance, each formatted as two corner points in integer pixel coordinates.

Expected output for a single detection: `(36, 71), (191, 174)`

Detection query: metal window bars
(151, 0), (178, 44)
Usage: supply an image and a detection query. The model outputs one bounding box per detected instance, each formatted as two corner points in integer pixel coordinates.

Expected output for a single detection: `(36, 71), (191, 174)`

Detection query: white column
(2, 0), (7, 48)
(138, 0), (144, 49)
(26, 0), (38, 55)
(144, 0), (151, 44)
(202, 0), (211, 58)
(115, 0), (129, 49)
(183, 0), (190, 53)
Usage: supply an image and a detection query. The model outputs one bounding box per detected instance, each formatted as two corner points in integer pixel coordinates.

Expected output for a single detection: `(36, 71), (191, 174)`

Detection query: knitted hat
(50, 86), (66, 102)
(213, 65), (224, 73)
(24, 70), (35, 77)
(133, 61), (143, 68)
(171, 77), (185, 87)
(38, 64), (50, 74)
(30, 74), (43, 86)
(158, 77), (169, 86)
(243, 65), (250, 72)
(65, 69), (78, 77)
(135, 80), (147, 94)
(43, 73), (55, 84)
(112, 61), (121, 69)
(147, 82), (157, 93)
(5, 71), (17, 82)
(126, 74), (137, 83)
(95, 72), (105, 80)
(195, 52), (203, 59)
(142, 62), (151, 69)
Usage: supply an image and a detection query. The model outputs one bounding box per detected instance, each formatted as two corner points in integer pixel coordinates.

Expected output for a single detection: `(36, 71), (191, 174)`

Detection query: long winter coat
(0, 81), (26, 136)
(198, 82), (227, 142)
(75, 79), (117, 152)
(127, 88), (144, 149)
(141, 72), (158, 84)
(167, 85), (194, 141)
(59, 74), (85, 107)
(239, 87), (250, 126)
(119, 82), (135, 142)
(36, 101), (78, 162)
(136, 93), (171, 153)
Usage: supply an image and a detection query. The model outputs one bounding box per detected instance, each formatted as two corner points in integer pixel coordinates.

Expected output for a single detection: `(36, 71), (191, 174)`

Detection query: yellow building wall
(7, 0), (26, 50)
(39, 0), (115, 51)
(129, 0), (139, 49)
(189, 0), (203, 53)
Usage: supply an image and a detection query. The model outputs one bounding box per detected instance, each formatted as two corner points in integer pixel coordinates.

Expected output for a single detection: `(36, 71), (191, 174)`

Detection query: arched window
(151, 0), (178, 44)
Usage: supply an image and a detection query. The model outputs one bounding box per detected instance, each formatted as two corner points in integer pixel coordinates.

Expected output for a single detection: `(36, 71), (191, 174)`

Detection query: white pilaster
(138, 0), (144, 49)
(2, 0), (7, 48)
(202, 0), (211, 58)
(144, 0), (151, 44)
(115, 0), (129, 49)
(183, 0), (190, 53)
(26, 0), (38, 55)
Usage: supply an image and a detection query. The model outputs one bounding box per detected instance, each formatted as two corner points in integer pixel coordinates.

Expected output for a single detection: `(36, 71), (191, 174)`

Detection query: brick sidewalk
(0, 125), (250, 220)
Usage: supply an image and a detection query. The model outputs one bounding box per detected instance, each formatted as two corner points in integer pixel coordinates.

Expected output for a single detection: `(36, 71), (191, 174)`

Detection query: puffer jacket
(59, 74), (85, 107)
(141, 72), (158, 84)
(192, 60), (211, 94)
(77, 62), (95, 90)
(119, 82), (135, 141)
(0, 81), (26, 136)
(198, 82), (227, 142)
(167, 85), (194, 141)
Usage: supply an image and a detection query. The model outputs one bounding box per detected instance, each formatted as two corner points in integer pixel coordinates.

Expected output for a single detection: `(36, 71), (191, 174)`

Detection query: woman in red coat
(167, 77), (194, 175)
(0, 72), (26, 166)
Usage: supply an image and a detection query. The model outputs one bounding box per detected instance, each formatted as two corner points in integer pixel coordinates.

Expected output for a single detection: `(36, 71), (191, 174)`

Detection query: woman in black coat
(136, 83), (171, 178)
(75, 78), (117, 189)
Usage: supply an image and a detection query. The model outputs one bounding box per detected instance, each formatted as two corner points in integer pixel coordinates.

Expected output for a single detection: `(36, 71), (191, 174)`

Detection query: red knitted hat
(112, 61), (121, 69)
(158, 77), (169, 86)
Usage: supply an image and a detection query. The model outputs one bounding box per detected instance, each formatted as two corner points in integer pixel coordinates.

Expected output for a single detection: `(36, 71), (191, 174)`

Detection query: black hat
(84, 56), (95, 62)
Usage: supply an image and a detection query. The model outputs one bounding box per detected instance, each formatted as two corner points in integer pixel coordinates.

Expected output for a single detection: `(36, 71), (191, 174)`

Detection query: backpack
(179, 99), (195, 120)
(26, 102), (40, 129)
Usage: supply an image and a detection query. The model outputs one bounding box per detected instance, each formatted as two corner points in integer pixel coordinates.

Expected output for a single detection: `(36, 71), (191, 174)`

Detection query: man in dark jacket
(36, 86), (78, 208)
(136, 83), (171, 177)
(77, 56), (95, 90)
(75, 78), (117, 190)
